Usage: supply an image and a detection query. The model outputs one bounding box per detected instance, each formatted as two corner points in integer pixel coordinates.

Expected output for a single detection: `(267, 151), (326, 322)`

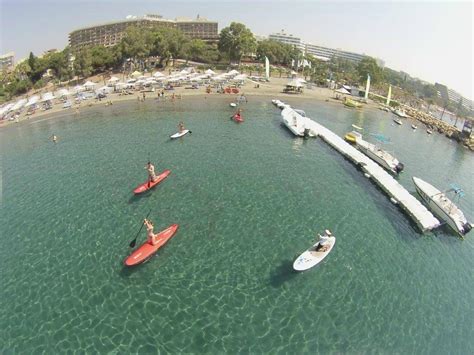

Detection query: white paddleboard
(293, 236), (336, 271)
(352, 124), (363, 130)
(170, 130), (190, 139)
(230, 103), (237, 107)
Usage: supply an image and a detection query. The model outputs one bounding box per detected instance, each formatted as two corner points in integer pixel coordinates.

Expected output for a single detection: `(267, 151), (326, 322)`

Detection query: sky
(1, 0), (472, 99)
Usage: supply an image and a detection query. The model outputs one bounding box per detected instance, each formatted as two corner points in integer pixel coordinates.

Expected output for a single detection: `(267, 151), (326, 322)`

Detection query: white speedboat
(393, 118), (403, 125)
(411, 124), (417, 130)
(413, 177), (472, 237)
(281, 108), (315, 138)
(355, 135), (404, 174)
(394, 109), (408, 118)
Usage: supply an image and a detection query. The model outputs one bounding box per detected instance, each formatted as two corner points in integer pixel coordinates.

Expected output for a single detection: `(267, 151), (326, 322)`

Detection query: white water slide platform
(272, 100), (440, 233)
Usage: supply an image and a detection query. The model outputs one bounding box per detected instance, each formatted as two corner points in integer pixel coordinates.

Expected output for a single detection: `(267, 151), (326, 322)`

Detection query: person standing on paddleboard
(145, 161), (157, 187)
(144, 218), (159, 245)
(178, 121), (185, 133)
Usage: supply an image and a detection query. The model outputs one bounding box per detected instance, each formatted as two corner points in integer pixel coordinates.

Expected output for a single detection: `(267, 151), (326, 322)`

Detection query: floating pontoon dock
(272, 100), (440, 232)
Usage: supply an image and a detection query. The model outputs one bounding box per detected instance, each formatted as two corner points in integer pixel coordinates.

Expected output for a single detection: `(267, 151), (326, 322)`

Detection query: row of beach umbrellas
(1, 69), (246, 117)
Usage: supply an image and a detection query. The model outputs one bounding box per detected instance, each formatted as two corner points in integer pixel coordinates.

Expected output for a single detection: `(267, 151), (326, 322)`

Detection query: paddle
(129, 210), (151, 248)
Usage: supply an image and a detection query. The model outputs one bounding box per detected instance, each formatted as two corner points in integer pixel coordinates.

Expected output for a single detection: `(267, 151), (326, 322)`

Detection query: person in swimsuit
(144, 219), (159, 245)
(315, 230), (332, 252)
(178, 122), (185, 133)
(145, 161), (157, 186)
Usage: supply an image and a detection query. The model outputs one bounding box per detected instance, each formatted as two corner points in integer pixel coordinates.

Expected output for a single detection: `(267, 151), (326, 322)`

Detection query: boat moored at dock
(413, 177), (472, 237)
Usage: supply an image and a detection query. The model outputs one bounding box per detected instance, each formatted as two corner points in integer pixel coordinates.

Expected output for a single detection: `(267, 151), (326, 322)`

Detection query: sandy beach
(0, 77), (381, 128)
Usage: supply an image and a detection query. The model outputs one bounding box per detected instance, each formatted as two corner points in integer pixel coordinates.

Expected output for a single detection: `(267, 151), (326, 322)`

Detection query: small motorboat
(393, 118), (403, 125)
(412, 124), (418, 130)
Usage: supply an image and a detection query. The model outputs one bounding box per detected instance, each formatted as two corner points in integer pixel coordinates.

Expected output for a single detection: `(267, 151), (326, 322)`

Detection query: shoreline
(2, 77), (472, 150)
(0, 78), (376, 128)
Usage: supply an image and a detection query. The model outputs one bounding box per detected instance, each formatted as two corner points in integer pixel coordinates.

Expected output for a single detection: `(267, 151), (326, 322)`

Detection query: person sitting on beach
(144, 219), (160, 245)
(315, 230), (332, 252)
(145, 161), (157, 185)
(178, 122), (185, 133)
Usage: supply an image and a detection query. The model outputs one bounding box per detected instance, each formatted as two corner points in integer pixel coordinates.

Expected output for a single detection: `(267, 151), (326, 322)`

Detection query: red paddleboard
(124, 224), (179, 266)
(133, 169), (171, 195)
(233, 114), (244, 123)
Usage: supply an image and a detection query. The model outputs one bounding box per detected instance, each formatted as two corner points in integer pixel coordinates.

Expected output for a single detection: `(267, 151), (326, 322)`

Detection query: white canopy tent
(0, 103), (15, 116)
(114, 82), (127, 90)
(83, 81), (97, 90)
(286, 79), (304, 88)
(131, 71), (142, 78)
(72, 85), (85, 93)
(56, 88), (70, 97)
(11, 99), (28, 111)
(25, 95), (40, 107)
(205, 69), (215, 76)
(335, 87), (351, 95)
(153, 71), (165, 78)
(41, 92), (56, 102)
(96, 86), (114, 94)
(232, 74), (247, 81)
(228, 69), (239, 76)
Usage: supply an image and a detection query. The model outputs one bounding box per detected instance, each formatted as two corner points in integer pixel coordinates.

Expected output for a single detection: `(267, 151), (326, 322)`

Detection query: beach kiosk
(283, 79), (304, 94)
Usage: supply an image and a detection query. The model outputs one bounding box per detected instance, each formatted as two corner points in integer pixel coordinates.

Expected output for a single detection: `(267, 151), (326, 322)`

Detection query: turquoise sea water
(1, 96), (473, 353)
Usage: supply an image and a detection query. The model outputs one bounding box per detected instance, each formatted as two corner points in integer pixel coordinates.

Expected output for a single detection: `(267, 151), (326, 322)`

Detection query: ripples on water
(1, 97), (473, 353)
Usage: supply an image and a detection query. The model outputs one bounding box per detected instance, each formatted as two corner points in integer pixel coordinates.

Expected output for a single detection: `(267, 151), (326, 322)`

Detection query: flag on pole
(265, 57), (270, 80)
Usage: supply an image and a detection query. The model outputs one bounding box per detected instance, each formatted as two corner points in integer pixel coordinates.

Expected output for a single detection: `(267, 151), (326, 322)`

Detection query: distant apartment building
(305, 44), (384, 67)
(435, 83), (473, 111)
(0, 52), (15, 72)
(267, 31), (384, 67)
(69, 14), (218, 51)
(268, 31), (305, 52)
(175, 15), (219, 41)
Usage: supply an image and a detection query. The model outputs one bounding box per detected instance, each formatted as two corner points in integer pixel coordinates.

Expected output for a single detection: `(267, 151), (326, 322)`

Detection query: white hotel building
(267, 31), (385, 67)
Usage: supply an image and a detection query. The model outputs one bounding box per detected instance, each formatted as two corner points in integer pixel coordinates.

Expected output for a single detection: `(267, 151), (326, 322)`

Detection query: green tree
(218, 22), (256, 63)
(121, 26), (150, 65)
(183, 39), (206, 63)
(74, 49), (93, 78)
(44, 50), (72, 81)
(357, 57), (383, 85)
(90, 46), (114, 72)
